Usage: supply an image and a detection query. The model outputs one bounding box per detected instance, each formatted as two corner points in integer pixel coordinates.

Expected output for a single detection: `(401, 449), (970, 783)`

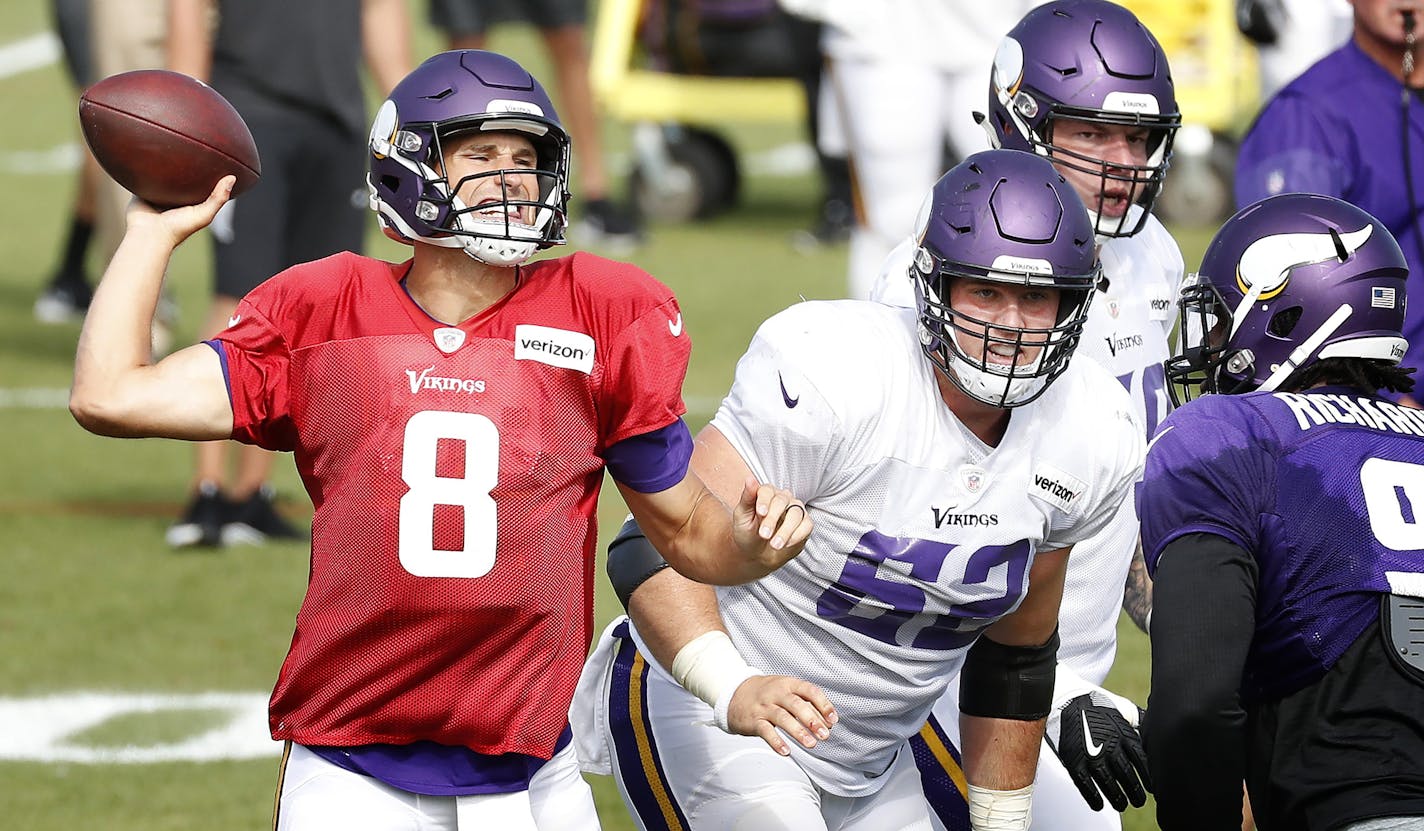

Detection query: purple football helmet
(1166, 193), (1409, 405)
(368, 50), (571, 266)
(913, 149), (1101, 408)
(986, 0), (1180, 238)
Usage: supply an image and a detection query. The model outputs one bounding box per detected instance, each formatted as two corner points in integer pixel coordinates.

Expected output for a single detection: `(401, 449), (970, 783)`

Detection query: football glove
(1044, 669), (1151, 812)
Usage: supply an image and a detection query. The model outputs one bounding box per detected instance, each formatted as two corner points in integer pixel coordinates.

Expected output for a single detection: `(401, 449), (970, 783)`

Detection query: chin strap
(1257, 303), (1352, 392)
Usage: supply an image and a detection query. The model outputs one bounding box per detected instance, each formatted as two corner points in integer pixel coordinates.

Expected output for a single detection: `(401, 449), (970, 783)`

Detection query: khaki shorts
(87, 0), (168, 263)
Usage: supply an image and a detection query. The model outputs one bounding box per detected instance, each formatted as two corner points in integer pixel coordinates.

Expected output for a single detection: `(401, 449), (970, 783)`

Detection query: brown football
(78, 69), (261, 209)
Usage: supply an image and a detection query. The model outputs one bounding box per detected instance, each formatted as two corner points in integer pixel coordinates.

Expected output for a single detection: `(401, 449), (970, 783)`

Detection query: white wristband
(669, 631), (762, 732)
(967, 783), (1034, 831)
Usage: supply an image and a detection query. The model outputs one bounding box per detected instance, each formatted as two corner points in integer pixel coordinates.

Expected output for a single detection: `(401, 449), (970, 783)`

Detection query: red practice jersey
(215, 250), (690, 759)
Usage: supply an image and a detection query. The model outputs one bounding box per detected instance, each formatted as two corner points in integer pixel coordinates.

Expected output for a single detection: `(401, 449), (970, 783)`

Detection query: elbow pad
(605, 515), (671, 610)
(960, 628), (1059, 720)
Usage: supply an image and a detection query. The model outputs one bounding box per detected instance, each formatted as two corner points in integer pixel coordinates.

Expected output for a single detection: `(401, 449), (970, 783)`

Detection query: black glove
(1046, 692), (1152, 812)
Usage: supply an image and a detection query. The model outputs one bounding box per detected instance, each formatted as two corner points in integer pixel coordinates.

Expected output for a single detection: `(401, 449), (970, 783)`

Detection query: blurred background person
(84, 0), (176, 353)
(1235, 0), (1424, 408)
(164, 0), (411, 549)
(781, 0), (1046, 298)
(1236, 0), (1353, 100)
(430, 0), (644, 249)
(34, 0), (99, 324)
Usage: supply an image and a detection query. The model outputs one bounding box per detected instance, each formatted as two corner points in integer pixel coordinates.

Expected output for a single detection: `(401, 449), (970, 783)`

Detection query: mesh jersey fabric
(870, 215), (1181, 684)
(1140, 386), (1424, 701)
(215, 250), (690, 759)
(683, 300), (1143, 795)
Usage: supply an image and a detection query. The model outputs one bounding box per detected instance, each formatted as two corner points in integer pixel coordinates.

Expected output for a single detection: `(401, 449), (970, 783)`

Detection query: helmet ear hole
(1268, 306), (1303, 338)
(380, 175), (402, 193)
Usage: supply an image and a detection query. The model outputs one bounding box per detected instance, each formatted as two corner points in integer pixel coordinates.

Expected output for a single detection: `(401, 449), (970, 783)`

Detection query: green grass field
(0, 3), (1218, 828)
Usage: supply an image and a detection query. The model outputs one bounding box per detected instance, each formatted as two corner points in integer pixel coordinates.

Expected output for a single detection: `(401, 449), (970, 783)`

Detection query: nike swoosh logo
(1145, 424), (1176, 456)
(1083, 711), (1104, 758)
(227, 314), (241, 328)
(778, 372), (799, 408)
(668, 313), (683, 337)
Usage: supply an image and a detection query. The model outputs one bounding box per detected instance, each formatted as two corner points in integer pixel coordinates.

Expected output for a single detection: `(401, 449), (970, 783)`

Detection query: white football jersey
(654, 300), (1141, 796)
(1059, 214), (1181, 681)
(779, 0), (1044, 71)
(869, 219), (1181, 684)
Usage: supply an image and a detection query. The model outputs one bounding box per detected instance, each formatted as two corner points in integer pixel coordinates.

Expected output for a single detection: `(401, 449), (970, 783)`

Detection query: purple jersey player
(1234, 0), (1424, 406)
(1139, 193), (1424, 830)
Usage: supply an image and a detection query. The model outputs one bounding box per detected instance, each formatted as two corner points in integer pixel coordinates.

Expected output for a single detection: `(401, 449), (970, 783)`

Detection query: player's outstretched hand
(125, 175), (235, 249)
(732, 476), (811, 576)
(726, 675), (837, 756)
(1047, 691), (1152, 812)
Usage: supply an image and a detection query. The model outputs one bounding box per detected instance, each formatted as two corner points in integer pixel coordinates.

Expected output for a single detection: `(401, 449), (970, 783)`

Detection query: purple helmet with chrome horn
(367, 50), (571, 267)
(985, 0), (1180, 238)
(1166, 193), (1410, 404)
(913, 149), (1101, 408)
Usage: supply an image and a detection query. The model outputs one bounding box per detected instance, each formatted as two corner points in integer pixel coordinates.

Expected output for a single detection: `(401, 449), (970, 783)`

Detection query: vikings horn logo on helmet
(1235, 225), (1374, 300)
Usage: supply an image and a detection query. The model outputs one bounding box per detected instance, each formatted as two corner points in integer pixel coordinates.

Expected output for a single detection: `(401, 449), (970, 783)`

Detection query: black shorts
(51, 0), (94, 85)
(428, 0), (587, 37)
(211, 102), (367, 299)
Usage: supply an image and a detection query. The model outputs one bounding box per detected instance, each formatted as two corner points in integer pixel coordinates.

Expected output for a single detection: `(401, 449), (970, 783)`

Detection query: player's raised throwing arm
(70, 180), (235, 441)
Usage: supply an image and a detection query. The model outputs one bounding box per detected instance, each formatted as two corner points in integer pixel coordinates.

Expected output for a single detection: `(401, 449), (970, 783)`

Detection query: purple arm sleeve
(603, 418), (693, 493)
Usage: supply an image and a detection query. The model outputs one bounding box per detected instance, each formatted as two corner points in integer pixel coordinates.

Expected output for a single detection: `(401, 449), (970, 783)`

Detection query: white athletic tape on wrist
(967, 783), (1034, 831)
(670, 631), (762, 732)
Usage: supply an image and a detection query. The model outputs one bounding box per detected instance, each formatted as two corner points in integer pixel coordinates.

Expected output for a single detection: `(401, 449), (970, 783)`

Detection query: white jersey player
(571, 150), (1143, 831)
(778, 0), (1047, 297)
(870, 3), (1185, 828)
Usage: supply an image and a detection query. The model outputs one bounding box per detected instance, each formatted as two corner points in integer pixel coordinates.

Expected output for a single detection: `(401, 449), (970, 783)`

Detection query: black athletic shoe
(166, 482), (227, 549)
(575, 198), (644, 250)
(790, 197), (854, 253)
(33, 279), (93, 324)
(222, 486), (307, 546)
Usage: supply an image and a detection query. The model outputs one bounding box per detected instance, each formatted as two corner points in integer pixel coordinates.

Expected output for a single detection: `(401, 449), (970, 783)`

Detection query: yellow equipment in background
(589, 0), (1264, 227)
(588, 0), (808, 222)
(1121, 0), (1262, 225)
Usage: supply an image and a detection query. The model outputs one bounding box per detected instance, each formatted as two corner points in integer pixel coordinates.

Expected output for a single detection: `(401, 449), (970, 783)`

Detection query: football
(78, 69), (261, 209)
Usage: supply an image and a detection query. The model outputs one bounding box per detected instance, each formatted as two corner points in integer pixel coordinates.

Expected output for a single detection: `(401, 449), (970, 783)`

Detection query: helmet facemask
(915, 247), (1098, 408)
(423, 122), (568, 266)
(1165, 274), (1257, 405)
(1039, 109), (1177, 238)
(365, 51), (573, 269)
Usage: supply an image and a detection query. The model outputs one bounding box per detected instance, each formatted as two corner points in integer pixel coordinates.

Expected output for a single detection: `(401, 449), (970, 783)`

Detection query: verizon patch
(1030, 463), (1086, 512)
(514, 324), (595, 373)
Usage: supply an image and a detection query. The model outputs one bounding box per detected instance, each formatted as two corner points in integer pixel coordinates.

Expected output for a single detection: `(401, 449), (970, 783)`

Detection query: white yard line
(0, 387), (70, 409)
(0, 32), (59, 80)
(0, 140), (81, 173)
(0, 692), (277, 763)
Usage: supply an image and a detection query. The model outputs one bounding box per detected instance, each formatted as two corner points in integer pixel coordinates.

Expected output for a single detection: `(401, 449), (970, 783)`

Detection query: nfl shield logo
(959, 465), (986, 494)
(433, 327), (466, 354)
(1108, 299), (1121, 318)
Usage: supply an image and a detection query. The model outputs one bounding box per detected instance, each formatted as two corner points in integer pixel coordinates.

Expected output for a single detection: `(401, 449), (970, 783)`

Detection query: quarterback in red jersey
(69, 50), (810, 830)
